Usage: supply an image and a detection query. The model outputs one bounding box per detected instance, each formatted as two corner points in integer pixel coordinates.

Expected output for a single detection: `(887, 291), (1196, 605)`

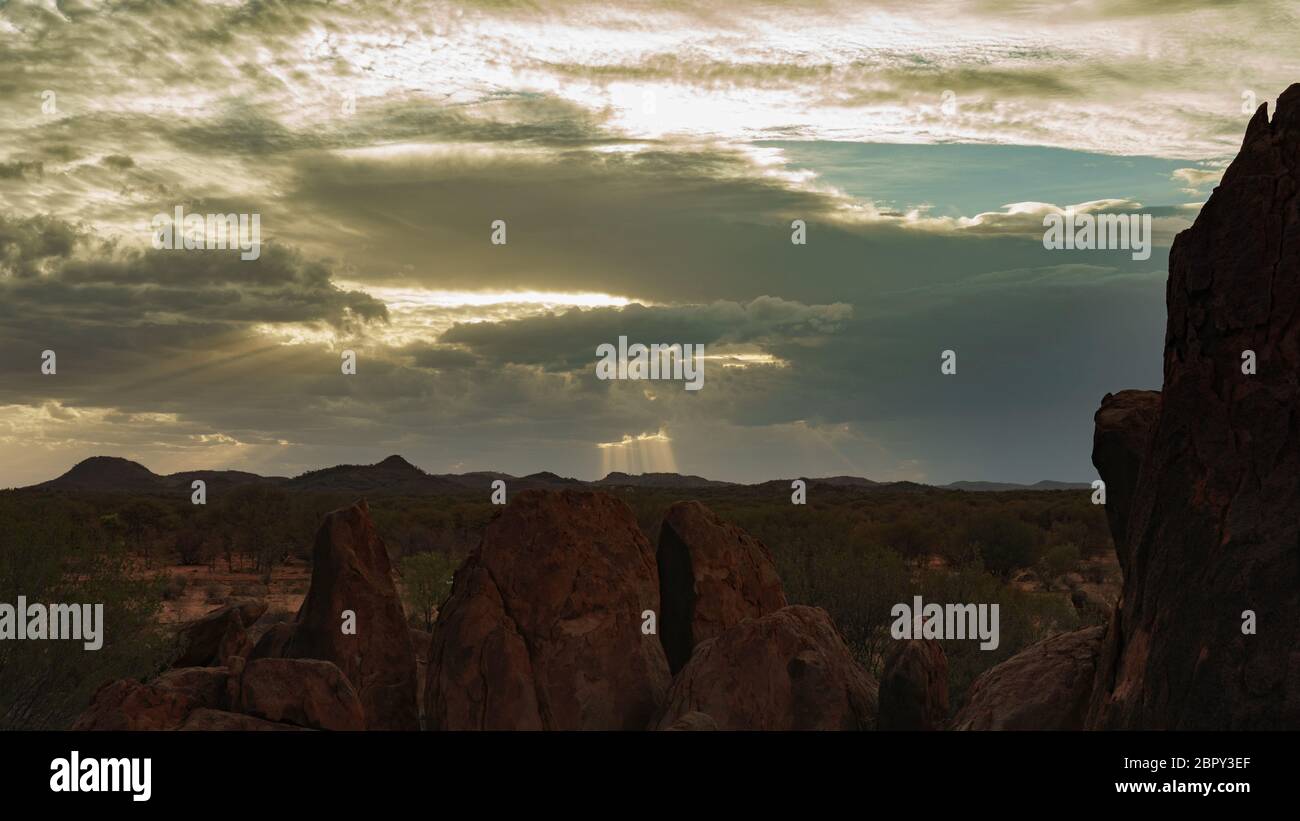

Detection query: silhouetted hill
(24, 457), (1092, 496)
(287, 456), (467, 495)
(944, 480), (1092, 492)
(596, 471), (734, 488)
(38, 456), (163, 492)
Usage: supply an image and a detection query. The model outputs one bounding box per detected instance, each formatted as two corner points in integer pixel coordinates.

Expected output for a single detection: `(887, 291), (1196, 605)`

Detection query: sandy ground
(155, 559), (312, 625)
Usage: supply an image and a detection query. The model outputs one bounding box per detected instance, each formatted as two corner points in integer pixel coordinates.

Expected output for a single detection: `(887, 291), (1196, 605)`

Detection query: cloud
(439, 297), (853, 370)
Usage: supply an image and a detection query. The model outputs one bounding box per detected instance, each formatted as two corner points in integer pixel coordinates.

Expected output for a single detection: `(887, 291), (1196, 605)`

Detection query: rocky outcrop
(426, 490), (671, 730)
(283, 501), (419, 731)
(952, 626), (1103, 730)
(172, 599), (267, 668)
(249, 622), (297, 660)
(1091, 390), (1161, 558)
(663, 711), (718, 731)
(656, 500), (788, 672)
(877, 639), (949, 730)
(180, 708), (304, 731)
(235, 658), (366, 731)
(73, 665), (235, 730)
(652, 605), (877, 730)
(1087, 86), (1300, 730)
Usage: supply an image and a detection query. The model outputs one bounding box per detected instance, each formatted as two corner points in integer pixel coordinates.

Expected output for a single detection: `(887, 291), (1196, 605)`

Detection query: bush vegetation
(0, 482), (1111, 725)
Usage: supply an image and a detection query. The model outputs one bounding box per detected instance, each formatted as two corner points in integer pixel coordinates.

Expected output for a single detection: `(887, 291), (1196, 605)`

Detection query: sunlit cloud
(597, 427), (678, 475)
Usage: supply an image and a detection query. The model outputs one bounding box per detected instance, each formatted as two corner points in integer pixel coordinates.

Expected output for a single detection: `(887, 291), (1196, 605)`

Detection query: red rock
(427, 490), (671, 730)
(656, 500), (788, 672)
(877, 639), (948, 730)
(235, 658), (366, 731)
(1087, 85), (1300, 730)
(172, 599), (266, 668)
(179, 708), (305, 731)
(72, 678), (201, 731)
(249, 622), (297, 660)
(1092, 390), (1161, 559)
(952, 627), (1103, 730)
(652, 605), (877, 730)
(663, 711), (717, 731)
(285, 501), (419, 730)
(153, 667), (229, 711)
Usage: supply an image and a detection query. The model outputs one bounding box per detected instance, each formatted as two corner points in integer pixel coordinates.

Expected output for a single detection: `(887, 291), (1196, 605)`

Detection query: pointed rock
(656, 500), (788, 672)
(427, 490), (671, 730)
(285, 500), (419, 730)
(1088, 84), (1300, 730)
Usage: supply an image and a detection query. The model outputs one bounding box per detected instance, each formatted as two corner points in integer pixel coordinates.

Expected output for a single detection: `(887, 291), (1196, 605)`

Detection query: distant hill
(38, 457), (282, 494)
(944, 480), (1092, 492)
(26, 456), (1090, 496)
(287, 455), (467, 495)
(595, 471), (734, 489)
(38, 456), (165, 492)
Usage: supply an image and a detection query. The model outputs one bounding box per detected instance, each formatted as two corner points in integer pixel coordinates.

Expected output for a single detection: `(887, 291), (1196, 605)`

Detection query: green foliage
(1038, 541), (1081, 582)
(0, 481), (1112, 728)
(398, 551), (460, 631)
(918, 560), (1081, 706)
(0, 494), (170, 730)
(963, 510), (1039, 577)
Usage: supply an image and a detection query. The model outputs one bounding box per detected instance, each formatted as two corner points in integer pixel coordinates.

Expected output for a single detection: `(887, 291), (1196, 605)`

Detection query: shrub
(398, 551), (460, 631)
(1038, 541), (1081, 583)
(161, 573), (188, 601)
(964, 511), (1039, 577)
(0, 495), (169, 730)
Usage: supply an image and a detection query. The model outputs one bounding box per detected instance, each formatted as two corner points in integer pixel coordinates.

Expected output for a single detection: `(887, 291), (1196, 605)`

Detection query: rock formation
(877, 639), (949, 730)
(172, 598), (267, 668)
(73, 678), (208, 731)
(426, 490), (671, 730)
(235, 658), (366, 731)
(283, 501), (419, 730)
(952, 626), (1103, 730)
(656, 500), (788, 672)
(652, 605), (877, 730)
(1087, 85), (1300, 730)
(1091, 390), (1161, 554)
(179, 708), (304, 731)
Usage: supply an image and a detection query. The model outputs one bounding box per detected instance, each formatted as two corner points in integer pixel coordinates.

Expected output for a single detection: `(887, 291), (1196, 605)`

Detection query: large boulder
(877, 639), (949, 730)
(663, 711), (718, 731)
(74, 666), (238, 730)
(284, 501), (419, 730)
(152, 667), (230, 711)
(952, 626), (1104, 730)
(180, 708), (304, 731)
(656, 500), (788, 672)
(1091, 389), (1161, 558)
(1087, 86), (1300, 730)
(234, 658), (366, 731)
(427, 490), (671, 730)
(172, 599), (266, 668)
(249, 622), (297, 660)
(652, 605), (877, 730)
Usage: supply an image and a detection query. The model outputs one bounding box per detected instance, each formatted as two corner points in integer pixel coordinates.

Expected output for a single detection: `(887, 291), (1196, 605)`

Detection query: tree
(398, 552), (460, 631)
(964, 511), (1038, 577)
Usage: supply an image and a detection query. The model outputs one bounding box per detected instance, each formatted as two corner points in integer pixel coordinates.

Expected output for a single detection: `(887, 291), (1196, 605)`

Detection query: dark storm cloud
(440, 298), (852, 370)
(4, 0), (1279, 485)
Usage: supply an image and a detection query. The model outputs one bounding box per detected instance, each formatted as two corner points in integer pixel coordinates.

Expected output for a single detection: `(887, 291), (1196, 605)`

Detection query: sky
(0, 0), (1297, 487)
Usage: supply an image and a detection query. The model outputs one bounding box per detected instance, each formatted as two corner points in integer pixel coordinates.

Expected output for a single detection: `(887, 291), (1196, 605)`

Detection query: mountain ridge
(24, 455), (1093, 495)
